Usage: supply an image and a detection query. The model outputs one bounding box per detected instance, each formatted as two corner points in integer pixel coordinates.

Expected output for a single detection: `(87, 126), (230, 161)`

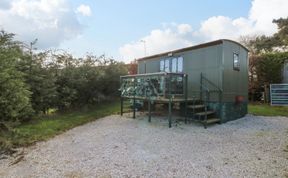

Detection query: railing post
(133, 76), (136, 119)
(168, 74), (172, 128)
(148, 97), (151, 122)
(184, 74), (188, 124)
(200, 73), (203, 101)
(204, 90), (208, 129)
(120, 77), (123, 116)
(120, 97), (123, 116)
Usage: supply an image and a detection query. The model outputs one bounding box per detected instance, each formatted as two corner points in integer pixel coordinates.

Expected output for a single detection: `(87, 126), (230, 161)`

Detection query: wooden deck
(122, 96), (195, 103)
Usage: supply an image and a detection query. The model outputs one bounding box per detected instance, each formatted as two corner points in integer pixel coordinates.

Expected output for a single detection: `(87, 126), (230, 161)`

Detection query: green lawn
(248, 103), (288, 117)
(1, 101), (120, 152)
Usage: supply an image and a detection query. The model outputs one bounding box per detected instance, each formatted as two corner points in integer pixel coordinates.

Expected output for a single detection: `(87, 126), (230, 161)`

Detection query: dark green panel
(208, 102), (248, 122)
(222, 41), (248, 102)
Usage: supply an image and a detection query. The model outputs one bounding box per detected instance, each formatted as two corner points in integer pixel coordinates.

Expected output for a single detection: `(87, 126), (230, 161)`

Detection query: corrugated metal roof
(137, 39), (249, 61)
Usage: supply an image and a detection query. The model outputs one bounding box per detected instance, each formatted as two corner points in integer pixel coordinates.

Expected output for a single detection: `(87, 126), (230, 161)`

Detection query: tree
(255, 52), (288, 85)
(249, 17), (288, 53)
(128, 60), (138, 75)
(0, 31), (33, 122)
(240, 17), (288, 101)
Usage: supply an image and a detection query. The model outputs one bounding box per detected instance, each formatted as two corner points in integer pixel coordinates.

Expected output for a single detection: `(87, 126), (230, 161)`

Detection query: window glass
(171, 58), (177, 72)
(177, 57), (183, 72)
(233, 53), (240, 70)
(160, 60), (164, 72)
(164, 59), (170, 72)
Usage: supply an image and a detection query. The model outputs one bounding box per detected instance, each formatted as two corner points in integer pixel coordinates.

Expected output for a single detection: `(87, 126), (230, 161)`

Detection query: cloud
(0, 0), (84, 49)
(119, 24), (194, 61)
(76, 4), (92, 17)
(197, 16), (255, 41)
(119, 0), (288, 62)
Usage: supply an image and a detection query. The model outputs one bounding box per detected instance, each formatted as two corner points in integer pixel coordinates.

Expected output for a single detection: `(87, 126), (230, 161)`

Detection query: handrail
(121, 72), (185, 78)
(200, 72), (223, 124)
(201, 74), (222, 92)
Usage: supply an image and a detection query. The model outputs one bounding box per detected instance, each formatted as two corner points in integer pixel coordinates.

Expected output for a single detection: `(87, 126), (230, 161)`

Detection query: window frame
(160, 56), (183, 73)
(233, 53), (240, 71)
(160, 60), (164, 72)
(177, 56), (183, 73)
(164, 58), (170, 72)
(171, 57), (177, 73)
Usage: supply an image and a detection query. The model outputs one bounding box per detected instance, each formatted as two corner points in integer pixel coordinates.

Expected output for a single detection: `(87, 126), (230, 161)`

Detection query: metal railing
(119, 72), (188, 127)
(120, 72), (186, 99)
(200, 73), (223, 123)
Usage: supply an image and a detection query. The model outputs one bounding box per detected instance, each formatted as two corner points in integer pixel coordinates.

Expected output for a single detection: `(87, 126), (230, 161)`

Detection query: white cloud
(197, 16), (255, 41)
(119, 0), (288, 62)
(76, 4), (92, 17)
(119, 24), (194, 61)
(0, 0), (84, 48)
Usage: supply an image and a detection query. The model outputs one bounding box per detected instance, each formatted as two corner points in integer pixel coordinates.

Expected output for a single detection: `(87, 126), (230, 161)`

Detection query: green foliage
(53, 54), (128, 109)
(0, 31), (33, 122)
(242, 17), (288, 101)
(248, 104), (288, 117)
(18, 53), (58, 114)
(249, 17), (288, 53)
(256, 52), (288, 85)
(0, 29), (128, 124)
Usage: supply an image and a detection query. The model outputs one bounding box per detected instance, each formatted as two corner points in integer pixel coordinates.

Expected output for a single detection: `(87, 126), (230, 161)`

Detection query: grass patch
(1, 101), (120, 152)
(248, 103), (288, 117)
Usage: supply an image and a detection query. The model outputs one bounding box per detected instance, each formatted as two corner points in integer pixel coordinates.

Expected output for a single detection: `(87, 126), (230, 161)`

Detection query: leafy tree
(255, 52), (288, 85)
(18, 51), (58, 114)
(128, 60), (138, 75)
(240, 17), (288, 101)
(249, 17), (288, 53)
(0, 31), (33, 122)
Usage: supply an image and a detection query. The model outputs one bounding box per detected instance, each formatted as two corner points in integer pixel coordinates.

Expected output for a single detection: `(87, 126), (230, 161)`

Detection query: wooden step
(206, 118), (221, 124)
(195, 110), (215, 116)
(187, 105), (205, 109)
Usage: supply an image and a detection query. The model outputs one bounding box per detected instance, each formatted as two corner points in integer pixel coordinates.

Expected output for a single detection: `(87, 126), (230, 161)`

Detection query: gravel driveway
(0, 113), (288, 178)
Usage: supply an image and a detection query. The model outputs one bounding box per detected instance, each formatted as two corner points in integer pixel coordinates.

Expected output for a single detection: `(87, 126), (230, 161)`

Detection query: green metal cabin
(136, 39), (249, 123)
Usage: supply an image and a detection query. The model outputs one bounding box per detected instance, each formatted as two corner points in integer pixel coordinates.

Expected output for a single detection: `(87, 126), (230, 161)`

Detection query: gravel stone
(0, 114), (288, 178)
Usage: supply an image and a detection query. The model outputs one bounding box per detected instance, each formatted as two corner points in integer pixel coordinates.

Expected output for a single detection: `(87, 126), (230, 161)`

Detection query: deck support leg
(168, 74), (172, 128)
(148, 100), (151, 122)
(184, 74), (188, 124)
(120, 97), (123, 116)
(133, 98), (136, 119)
(168, 97), (172, 128)
(133, 77), (136, 119)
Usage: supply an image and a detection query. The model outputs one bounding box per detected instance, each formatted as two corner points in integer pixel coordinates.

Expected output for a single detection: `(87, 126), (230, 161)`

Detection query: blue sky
(0, 0), (287, 62)
(61, 0), (251, 58)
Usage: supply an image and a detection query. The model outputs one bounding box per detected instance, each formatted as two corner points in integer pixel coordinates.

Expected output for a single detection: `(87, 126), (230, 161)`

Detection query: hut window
(160, 60), (164, 72)
(164, 59), (170, 72)
(177, 57), (183, 72)
(233, 53), (240, 71)
(160, 57), (183, 73)
(172, 58), (177, 72)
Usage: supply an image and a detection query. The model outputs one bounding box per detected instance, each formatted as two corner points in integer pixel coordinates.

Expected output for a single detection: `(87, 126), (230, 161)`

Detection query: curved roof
(137, 39), (249, 61)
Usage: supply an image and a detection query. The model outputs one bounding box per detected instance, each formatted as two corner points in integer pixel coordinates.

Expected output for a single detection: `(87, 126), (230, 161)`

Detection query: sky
(0, 0), (288, 63)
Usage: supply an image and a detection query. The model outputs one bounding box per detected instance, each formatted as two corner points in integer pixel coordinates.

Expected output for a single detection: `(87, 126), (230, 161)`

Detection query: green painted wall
(222, 41), (249, 103)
